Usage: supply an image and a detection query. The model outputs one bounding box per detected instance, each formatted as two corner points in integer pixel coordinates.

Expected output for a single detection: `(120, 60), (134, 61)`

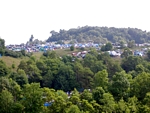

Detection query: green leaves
(0, 60), (10, 77)
(0, 90), (14, 113)
(110, 71), (130, 101)
(131, 72), (150, 100)
(93, 70), (108, 90)
(21, 83), (43, 113)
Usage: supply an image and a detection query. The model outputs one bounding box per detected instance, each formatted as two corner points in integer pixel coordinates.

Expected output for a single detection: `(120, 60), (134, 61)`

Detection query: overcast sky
(0, 0), (150, 45)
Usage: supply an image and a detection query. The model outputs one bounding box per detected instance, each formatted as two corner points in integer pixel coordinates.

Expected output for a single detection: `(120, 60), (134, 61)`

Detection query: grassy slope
(0, 49), (72, 68)
(0, 56), (23, 69)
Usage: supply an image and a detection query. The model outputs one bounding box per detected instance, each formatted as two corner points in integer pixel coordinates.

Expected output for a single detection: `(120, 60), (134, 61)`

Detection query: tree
(127, 40), (135, 48)
(0, 90), (14, 113)
(70, 89), (81, 105)
(92, 87), (105, 104)
(49, 96), (67, 113)
(0, 38), (5, 49)
(21, 83), (43, 113)
(43, 50), (57, 59)
(0, 60), (10, 77)
(0, 77), (21, 101)
(82, 67), (94, 89)
(109, 71), (130, 101)
(66, 105), (81, 113)
(83, 54), (97, 68)
(127, 96), (139, 112)
(131, 72), (150, 100)
(91, 61), (106, 74)
(143, 92), (150, 107)
(80, 99), (94, 113)
(101, 93), (116, 113)
(121, 48), (133, 58)
(120, 40), (126, 49)
(0, 38), (5, 56)
(29, 35), (34, 42)
(101, 45), (106, 51)
(93, 70), (108, 90)
(121, 56), (143, 72)
(80, 89), (93, 102)
(17, 60), (28, 72)
(42, 70), (54, 88)
(103, 57), (122, 78)
(53, 63), (77, 91)
(21, 49), (26, 56)
(16, 69), (28, 87)
(105, 42), (113, 51)
(101, 43), (113, 51)
(70, 45), (75, 51)
(116, 98), (129, 112)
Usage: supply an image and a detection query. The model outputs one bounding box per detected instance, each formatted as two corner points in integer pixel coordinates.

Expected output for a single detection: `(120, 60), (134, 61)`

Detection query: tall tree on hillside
(29, 35), (34, 42)
(0, 38), (5, 55)
(93, 70), (108, 90)
(109, 71), (130, 101)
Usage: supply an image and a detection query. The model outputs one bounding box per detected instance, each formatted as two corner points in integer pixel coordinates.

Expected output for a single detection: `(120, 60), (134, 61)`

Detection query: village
(5, 41), (150, 58)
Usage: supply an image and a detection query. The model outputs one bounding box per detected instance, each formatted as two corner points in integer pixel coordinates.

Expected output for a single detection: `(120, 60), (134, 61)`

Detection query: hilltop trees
(47, 26), (150, 44)
(0, 38), (5, 56)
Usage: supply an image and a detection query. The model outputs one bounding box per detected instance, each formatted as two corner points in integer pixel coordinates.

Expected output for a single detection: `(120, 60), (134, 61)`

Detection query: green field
(0, 56), (24, 69)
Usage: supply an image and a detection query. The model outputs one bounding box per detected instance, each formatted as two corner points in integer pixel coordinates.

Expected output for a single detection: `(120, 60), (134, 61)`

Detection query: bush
(4, 49), (23, 58)
(70, 46), (75, 51)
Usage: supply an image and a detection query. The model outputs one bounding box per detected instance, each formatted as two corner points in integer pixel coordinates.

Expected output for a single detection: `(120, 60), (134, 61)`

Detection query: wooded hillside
(47, 26), (150, 44)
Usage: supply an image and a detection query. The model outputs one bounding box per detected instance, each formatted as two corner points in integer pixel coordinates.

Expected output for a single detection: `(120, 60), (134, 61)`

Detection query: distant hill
(47, 26), (150, 44)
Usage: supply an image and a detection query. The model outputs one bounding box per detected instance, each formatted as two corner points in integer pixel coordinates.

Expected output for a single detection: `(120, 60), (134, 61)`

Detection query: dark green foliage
(53, 63), (77, 91)
(43, 50), (57, 58)
(121, 56), (143, 72)
(121, 48), (133, 58)
(5, 49), (23, 58)
(92, 87), (105, 104)
(131, 72), (150, 100)
(20, 49), (26, 56)
(4, 49), (29, 58)
(101, 42), (113, 51)
(0, 60), (10, 76)
(0, 48), (5, 56)
(47, 26), (150, 44)
(0, 38), (5, 56)
(147, 50), (150, 60)
(70, 45), (75, 51)
(109, 71), (130, 101)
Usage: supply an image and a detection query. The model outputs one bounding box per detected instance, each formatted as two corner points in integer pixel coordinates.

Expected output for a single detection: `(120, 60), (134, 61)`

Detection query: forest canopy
(47, 26), (150, 44)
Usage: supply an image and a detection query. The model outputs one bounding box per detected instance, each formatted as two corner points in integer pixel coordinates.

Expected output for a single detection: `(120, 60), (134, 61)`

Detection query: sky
(0, 0), (150, 45)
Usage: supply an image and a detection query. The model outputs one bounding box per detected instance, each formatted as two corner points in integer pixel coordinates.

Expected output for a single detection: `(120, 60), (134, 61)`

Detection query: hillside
(47, 26), (150, 44)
